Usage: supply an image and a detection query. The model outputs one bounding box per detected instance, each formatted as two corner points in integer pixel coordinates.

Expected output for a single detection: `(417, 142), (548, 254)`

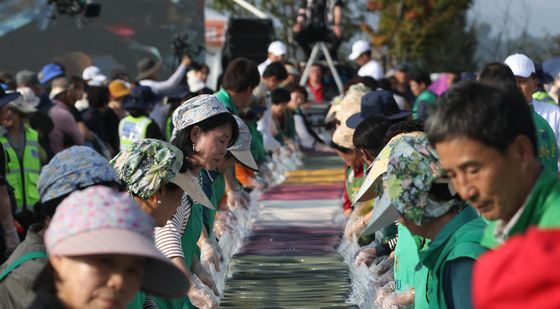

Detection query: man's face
(263, 76), (281, 91)
(356, 53), (369, 67)
(515, 76), (537, 103)
(270, 54), (285, 62)
(309, 66), (323, 82)
(410, 81), (425, 97)
(435, 137), (527, 222)
(395, 71), (408, 84)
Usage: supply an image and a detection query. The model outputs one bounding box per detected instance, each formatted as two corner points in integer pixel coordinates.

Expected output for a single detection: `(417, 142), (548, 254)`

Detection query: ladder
(299, 42), (344, 96)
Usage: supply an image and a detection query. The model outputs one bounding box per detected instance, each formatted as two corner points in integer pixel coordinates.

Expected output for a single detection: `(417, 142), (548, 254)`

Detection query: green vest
(215, 88), (239, 116)
(345, 165), (366, 203)
(118, 115), (152, 151)
(152, 200), (204, 309)
(481, 169), (560, 249)
(208, 173), (226, 235)
(282, 109), (297, 140)
(412, 90), (437, 120)
(419, 207), (487, 309)
(0, 127), (41, 212)
(532, 110), (558, 173)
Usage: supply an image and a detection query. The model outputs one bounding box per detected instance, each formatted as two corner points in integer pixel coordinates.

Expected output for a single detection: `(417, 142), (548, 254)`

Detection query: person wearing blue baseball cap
(118, 86), (163, 150)
(38, 63), (65, 86)
(346, 89), (411, 129)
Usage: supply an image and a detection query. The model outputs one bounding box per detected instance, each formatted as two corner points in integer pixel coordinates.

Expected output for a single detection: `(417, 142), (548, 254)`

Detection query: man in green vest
(0, 91), (42, 226)
(118, 86), (163, 150)
(366, 134), (486, 309)
(409, 71), (437, 121)
(425, 81), (560, 250)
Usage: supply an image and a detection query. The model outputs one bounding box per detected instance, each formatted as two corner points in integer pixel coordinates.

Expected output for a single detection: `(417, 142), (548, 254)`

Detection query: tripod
(299, 42), (344, 96)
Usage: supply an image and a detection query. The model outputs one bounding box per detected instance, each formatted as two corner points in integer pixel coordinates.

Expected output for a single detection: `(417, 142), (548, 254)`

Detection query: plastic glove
(239, 189), (250, 207)
(372, 251), (395, 277)
(373, 267), (394, 288)
(345, 215), (367, 240)
(249, 176), (267, 191)
(193, 259), (219, 296)
(381, 289), (415, 309)
(226, 189), (242, 209)
(188, 274), (219, 309)
(375, 280), (396, 306)
(213, 219), (234, 238)
(354, 246), (377, 267)
(200, 238), (223, 272)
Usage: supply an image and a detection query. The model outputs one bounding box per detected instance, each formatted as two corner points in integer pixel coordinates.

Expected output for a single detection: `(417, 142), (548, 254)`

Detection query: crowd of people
(0, 10), (559, 307)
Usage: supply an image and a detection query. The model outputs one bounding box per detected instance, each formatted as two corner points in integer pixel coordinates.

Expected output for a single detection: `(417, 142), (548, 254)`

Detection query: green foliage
(375, 0), (476, 71)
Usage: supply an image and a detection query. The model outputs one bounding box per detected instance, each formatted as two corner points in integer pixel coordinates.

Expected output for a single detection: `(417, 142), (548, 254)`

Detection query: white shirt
(532, 99), (560, 153)
(358, 59), (384, 80)
(258, 59), (272, 76)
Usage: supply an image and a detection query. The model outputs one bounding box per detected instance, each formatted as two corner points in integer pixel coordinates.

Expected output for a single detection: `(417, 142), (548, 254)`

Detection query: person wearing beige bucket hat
(30, 186), (189, 308)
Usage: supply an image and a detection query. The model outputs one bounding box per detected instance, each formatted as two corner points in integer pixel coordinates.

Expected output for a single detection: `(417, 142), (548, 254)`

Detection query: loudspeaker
(222, 18), (275, 70)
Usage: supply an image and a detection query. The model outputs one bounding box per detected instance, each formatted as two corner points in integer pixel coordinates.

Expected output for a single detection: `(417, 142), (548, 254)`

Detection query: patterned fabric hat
(354, 132), (424, 203)
(45, 186), (189, 298)
(170, 94), (230, 142)
(362, 134), (462, 235)
(38, 146), (120, 203)
(228, 115), (258, 171)
(111, 139), (213, 208)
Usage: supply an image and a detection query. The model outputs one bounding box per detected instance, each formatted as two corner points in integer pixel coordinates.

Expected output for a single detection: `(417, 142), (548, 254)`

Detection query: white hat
(6, 91), (36, 114)
(504, 53), (535, 78)
(16, 87), (40, 108)
(229, 115), (258, 171)
(268, 41), (287, 56)
(348, 40), (371, 61)
(82, 66), (107, 86)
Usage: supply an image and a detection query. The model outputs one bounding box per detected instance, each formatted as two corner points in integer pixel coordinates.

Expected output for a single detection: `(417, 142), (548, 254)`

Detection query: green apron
(152, 201), (204, 309)
(394, 225), (430, 309)
(208, 173), (225, 235)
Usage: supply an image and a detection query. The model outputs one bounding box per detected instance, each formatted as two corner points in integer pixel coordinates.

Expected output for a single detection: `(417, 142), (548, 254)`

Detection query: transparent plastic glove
(381, 289), (415, 309)
(354, 246), (377, 267)
(226, 189), (244, 209)
(200, 238), (223, 272)
(213, 219), (234, 238)
(193, 259), (219, 296)
(239, 188), (250, 207)
(373, 268), (394, 288)
(372, 251), (395, 277)
(345, 215), (367, 240)
(344, 213), (362, 240)
(375, 280), (396, 305)
(188, 274), (219, 309)
(249, 176), (267, 191)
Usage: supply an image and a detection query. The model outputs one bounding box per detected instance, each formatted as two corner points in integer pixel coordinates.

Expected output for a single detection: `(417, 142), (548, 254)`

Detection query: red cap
(473, 228), (560, 309)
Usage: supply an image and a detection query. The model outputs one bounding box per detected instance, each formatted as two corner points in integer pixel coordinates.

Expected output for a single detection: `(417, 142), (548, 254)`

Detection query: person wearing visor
(30, 186), (189, 308)
(361, 134), (487, 309)
(0, 146), (122, 308)
(154, 94), (239, 309)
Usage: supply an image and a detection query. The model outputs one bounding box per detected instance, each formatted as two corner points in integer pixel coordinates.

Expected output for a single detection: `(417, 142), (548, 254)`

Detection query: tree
(367, 0), (476, 72)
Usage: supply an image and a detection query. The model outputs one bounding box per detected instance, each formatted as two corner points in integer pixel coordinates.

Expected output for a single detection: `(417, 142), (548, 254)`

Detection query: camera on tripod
(47, 0), (101, 19)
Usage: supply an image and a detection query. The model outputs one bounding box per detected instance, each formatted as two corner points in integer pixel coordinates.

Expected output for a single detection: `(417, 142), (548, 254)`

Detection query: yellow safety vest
(118, 115), (152, 151)
(0, 127), (41, 212)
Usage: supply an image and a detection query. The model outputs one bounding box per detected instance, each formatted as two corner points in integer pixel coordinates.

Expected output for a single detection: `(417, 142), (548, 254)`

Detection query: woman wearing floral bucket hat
(141, 94), (238, 309)
(364, 134), (487, 309)
(30, 186), (189, 308)
(111, 138), (218, 309)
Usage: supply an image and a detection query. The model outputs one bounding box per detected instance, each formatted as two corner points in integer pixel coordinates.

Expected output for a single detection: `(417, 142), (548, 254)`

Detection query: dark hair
(262, 61), (288, 81)
(377, 78), (393, 92)
(478, 62), (517, 90)
(86, 86), (110, 109)
(68, 76), (86, 90)
(289, 85), (308, 101)
(382, 119), (425, 144)
(344, 76), (378, 92)
(425, 80), (537, 155)
(409, 71), (432, 86)
(171, 113), (239, 169)
(33, 262), (55, 293)
(190, 62), (210, 73)
(271, 87), (291, 105)
(330, 140), (351, 154)
(221, 58), (260, 93)
(353, 116), (392, 154)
